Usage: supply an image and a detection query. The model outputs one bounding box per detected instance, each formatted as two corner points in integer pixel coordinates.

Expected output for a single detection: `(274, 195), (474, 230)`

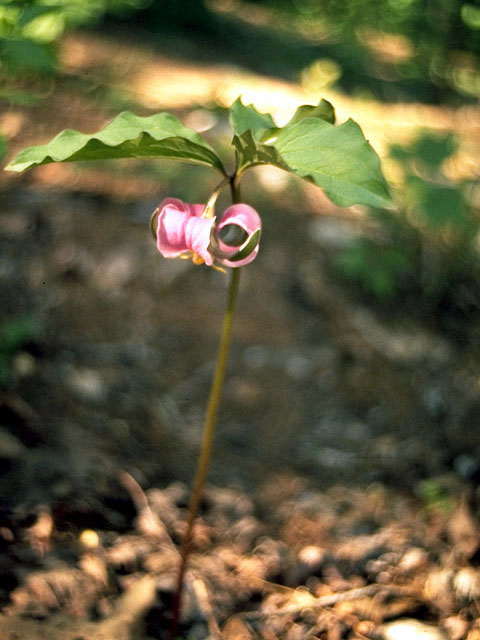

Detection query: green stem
(230, 173), (241, 204)
(169, 266), (241, 638)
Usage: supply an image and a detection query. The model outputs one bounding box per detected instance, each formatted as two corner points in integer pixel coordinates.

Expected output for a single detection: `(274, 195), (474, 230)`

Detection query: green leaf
(17, 4), (62, 27)
(232, 129), (288, 173)
(271, 117), (392, 208)
(0, 37), (57, 73)
(5, 111), (226, 173)
(406, 176), (467, 230)
(336, 239), (412, 299)
(228, 99), (389, 209)
(229, 98), (276, 139)
(390, 132), (457, 169)
(285, 99), (335, 126)
(229, 99), (282, 171)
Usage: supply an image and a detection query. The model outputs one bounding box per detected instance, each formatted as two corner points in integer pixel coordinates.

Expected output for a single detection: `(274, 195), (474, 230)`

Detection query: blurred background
(0, 0), (480, 518)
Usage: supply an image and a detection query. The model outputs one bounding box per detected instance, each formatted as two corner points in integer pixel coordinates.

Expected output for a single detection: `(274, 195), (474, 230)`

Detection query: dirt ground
(1, 27), (480, 640)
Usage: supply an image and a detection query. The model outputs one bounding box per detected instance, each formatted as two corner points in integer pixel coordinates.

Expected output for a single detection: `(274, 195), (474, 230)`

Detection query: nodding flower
(152, 198), (261, 269)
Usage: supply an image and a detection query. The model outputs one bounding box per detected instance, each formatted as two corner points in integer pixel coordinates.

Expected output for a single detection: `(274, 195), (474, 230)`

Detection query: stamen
(192, 253), (205, 265)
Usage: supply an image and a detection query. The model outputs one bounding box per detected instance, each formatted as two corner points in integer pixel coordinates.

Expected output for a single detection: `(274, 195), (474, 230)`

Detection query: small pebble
(297, 544), (325, 568)
(380, 618), (447, 640)
(398, 547), (429, 572)
(79, 529), (101, 549)
(69, 367), (105, 402)
(11, 352), (36, 377)
(443, 615), (469, 640)
(453, 567), (480, 601)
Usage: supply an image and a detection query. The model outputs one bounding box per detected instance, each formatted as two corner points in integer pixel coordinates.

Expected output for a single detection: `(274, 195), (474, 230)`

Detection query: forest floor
(1, 26), (480, 640)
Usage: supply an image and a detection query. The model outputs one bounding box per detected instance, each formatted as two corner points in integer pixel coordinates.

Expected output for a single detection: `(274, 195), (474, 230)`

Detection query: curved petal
(218, 204), (262, 235)
(156, 198), (205, 219)
(158, 197), (191, 214)
(214, 204), (262, 267)
(186, 203), (206, 218)
(156, 201), (214, 264)
(184, 215), (215, 265)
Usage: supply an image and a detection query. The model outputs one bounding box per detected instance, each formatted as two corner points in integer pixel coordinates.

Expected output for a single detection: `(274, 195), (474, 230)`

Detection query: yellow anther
(192, 253), (205, 265)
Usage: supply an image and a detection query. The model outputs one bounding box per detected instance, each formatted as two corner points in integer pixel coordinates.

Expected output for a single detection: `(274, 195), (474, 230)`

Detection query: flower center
(179, 251), (205, 265)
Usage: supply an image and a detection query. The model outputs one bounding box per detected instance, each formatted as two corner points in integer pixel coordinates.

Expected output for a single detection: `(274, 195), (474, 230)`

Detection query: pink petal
(187, 203), (206, 218)
(215, 204), (262, 267)
(156, 200), (214, 265)
(158, 197), (190, 214)
(218, 204), (262, 235)
(184, 215), (215, 265)
(157, 198), (205, 218)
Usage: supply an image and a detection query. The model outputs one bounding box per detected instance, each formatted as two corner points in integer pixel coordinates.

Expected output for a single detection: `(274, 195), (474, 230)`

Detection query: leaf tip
(4, 160), (26, 173)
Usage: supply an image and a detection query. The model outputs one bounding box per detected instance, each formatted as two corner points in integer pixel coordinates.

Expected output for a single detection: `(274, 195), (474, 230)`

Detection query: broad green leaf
(285, 99), (335, 126)
(6, 111), (226, 173)
(271, 117), (392, 208)
(229, 98), (276, 139)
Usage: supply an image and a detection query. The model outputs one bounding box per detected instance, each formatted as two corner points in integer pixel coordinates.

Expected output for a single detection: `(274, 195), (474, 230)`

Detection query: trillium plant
(6, 97), (391, 637)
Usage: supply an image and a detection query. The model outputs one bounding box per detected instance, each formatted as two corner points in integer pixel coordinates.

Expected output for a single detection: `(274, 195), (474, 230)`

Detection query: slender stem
(230, 174), (241, 204)
(169, 266), (241, 639)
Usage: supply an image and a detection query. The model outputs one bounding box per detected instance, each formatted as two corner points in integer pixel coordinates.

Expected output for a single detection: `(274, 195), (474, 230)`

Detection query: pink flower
(153, 198), (261, 268)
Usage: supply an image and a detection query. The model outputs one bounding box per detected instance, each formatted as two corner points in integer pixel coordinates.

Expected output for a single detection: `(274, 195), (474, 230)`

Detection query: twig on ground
(242, 583), (421, 619)
(191, 576), (222, 639)
(119, 471), (177, 549)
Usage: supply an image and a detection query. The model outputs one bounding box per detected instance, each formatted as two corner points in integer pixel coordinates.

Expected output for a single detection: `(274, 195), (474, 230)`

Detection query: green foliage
(0, 316), (35, 387)
(286, 99), (336, 126)
(406, 176), (467, 230)
(417, 477), (454, 515)
(229, 99), (287, 174)
(229, 97), (276, 138)
(336, 240), (415, 299)
(229, 99), (392, 208)
(0, 0), (60, 74)
(272, 117), (391, 208)
(0, 133), (7, 161)
(0, 0), (152, 76)
(241, 0), (480, 100)
(6, 99), (393, 210)
(5, 111), (226, 173)
(232, 129), (288, 176)
(336, 131), (480, 311)
(1, 36), (57, 73)
(390, 133), (458, 169)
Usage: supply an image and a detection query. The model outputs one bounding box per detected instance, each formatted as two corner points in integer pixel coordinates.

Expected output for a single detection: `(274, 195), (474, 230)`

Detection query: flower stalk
(168, 178), (243, 639)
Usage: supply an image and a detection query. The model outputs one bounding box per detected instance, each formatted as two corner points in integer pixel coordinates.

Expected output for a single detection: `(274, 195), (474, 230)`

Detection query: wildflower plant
(6, 97), (391, 636)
